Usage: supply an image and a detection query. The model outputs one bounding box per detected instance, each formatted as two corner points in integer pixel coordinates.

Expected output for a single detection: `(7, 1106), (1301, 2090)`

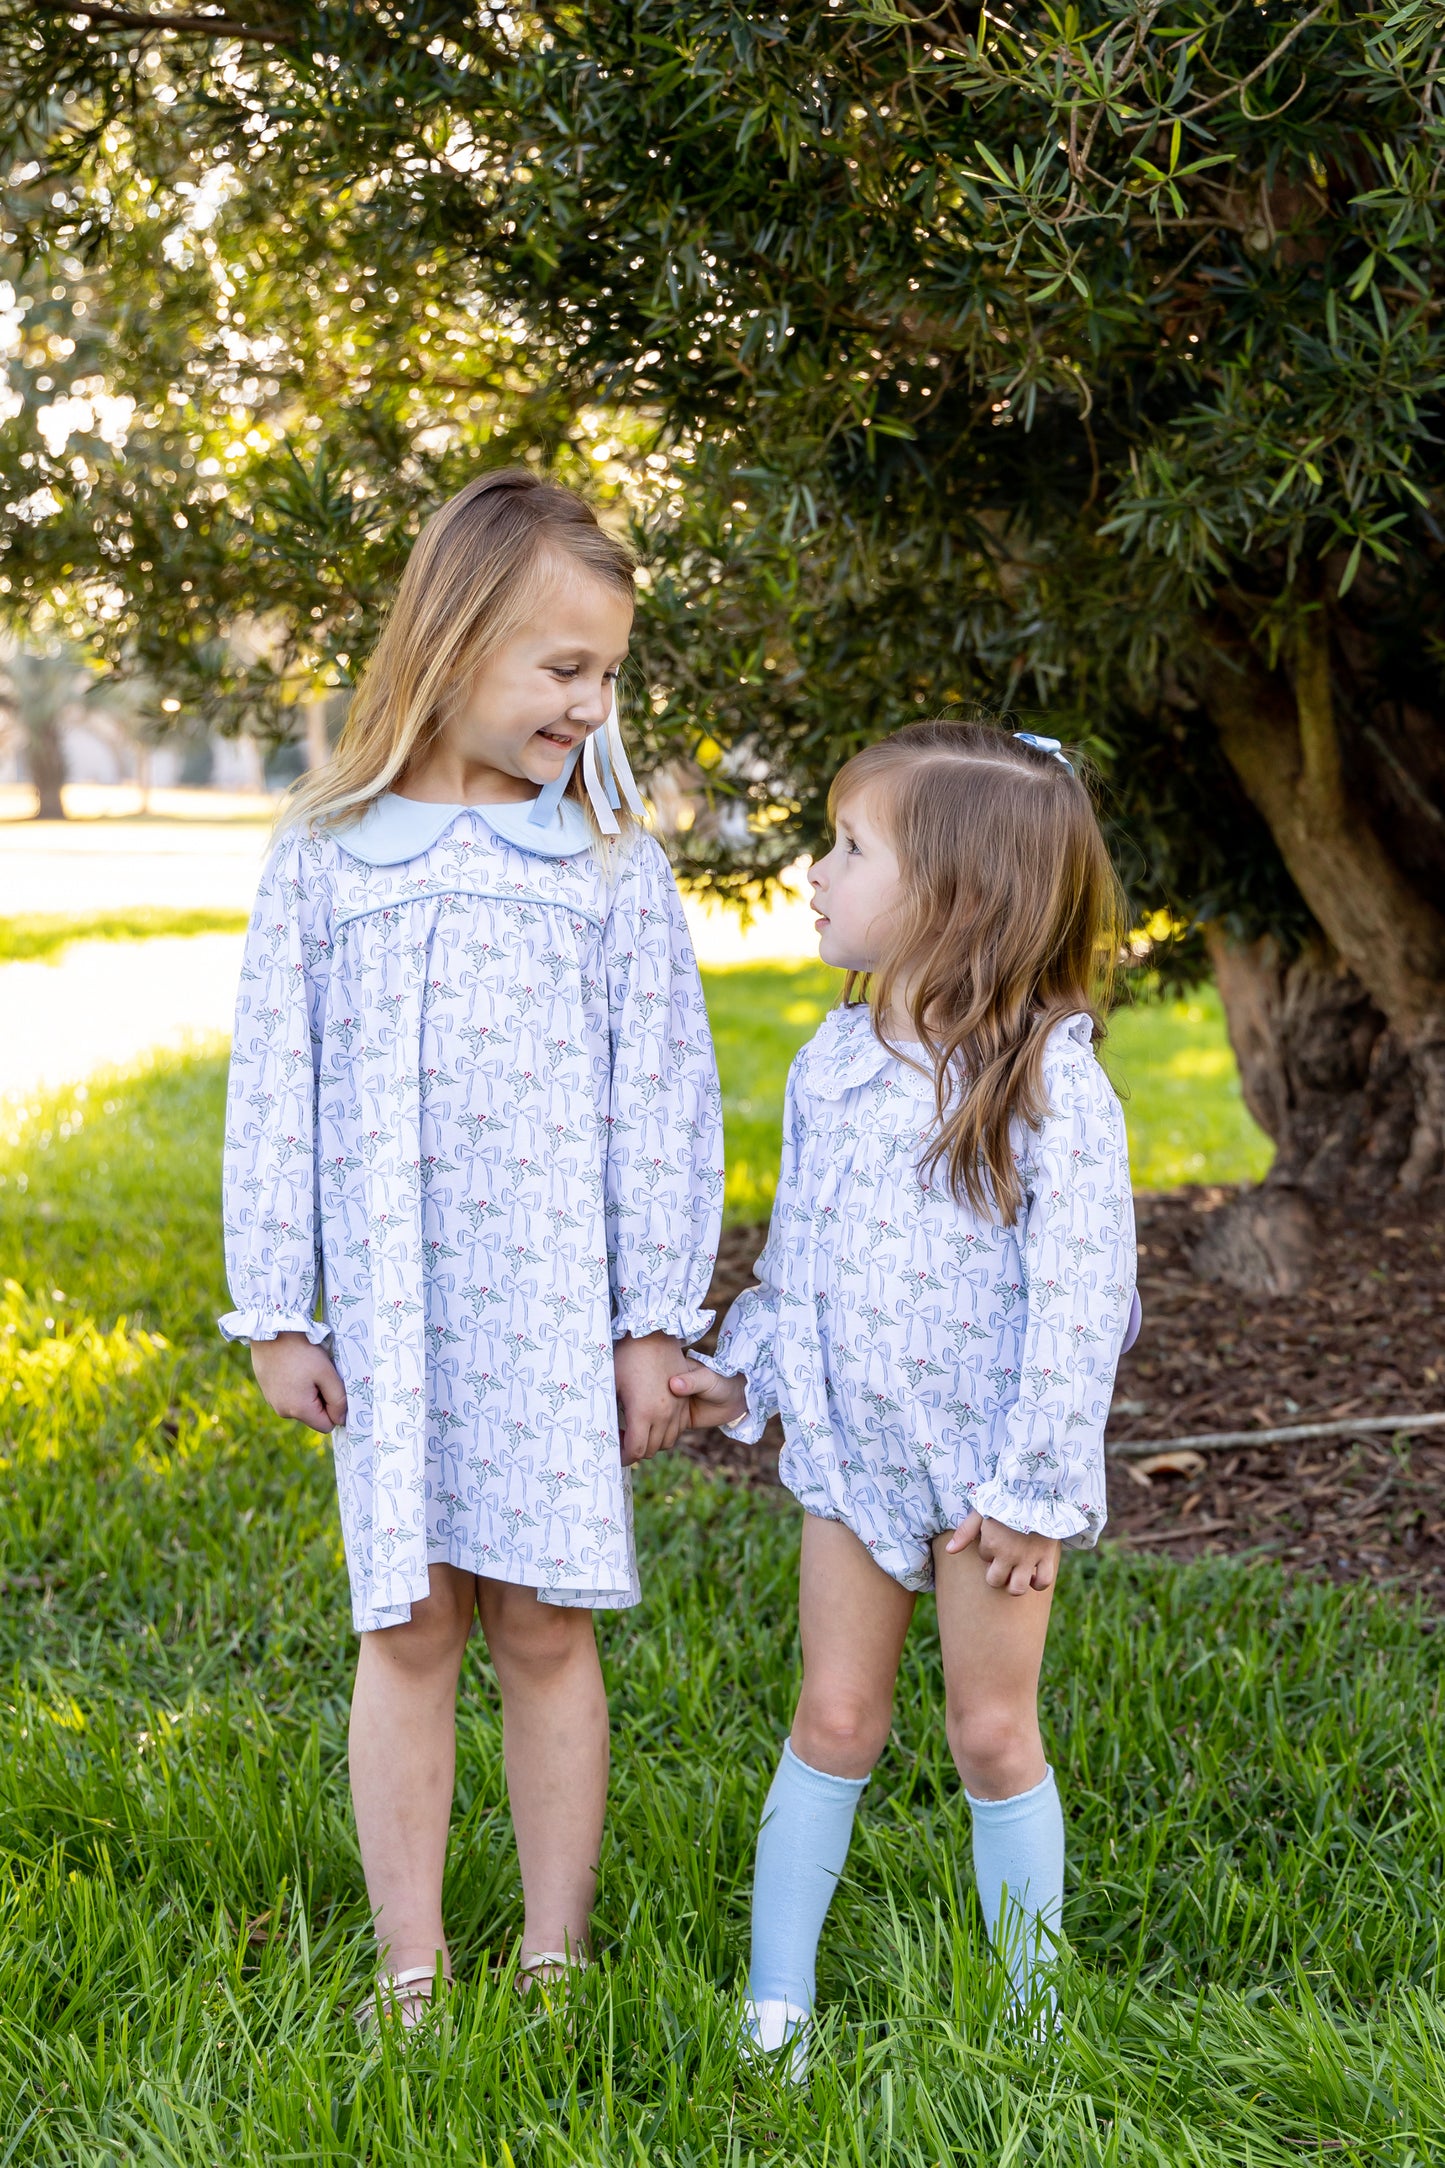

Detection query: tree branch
(1294, 605), (1342, 815)
(1167, 0), (1332, 126)
(1196, 624), (1445, 1041)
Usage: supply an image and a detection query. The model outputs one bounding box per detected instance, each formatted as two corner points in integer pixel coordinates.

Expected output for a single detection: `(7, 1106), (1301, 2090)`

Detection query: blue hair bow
(1014, 731), (1073, 770)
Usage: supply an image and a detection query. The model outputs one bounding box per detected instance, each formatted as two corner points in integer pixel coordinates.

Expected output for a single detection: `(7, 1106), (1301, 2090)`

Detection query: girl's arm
(219, 829), (336, 1358)
(603, 835), (724, 1346)
(968, 1044), (1136, 1548)
(602, 835), (724, 1457)
(673, 1057), (807, 1443)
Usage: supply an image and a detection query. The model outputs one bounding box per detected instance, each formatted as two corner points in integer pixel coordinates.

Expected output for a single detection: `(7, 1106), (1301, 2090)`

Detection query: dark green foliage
(1, 4), (1443, 950)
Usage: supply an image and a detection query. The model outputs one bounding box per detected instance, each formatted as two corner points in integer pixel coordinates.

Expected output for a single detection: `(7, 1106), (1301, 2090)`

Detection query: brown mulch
(677, 1189), (1445, 1597)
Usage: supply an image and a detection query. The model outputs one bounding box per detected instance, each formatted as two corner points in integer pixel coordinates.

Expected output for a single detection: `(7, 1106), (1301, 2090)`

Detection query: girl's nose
(567, 680), (613, 727)
(808, 860), (826, 893)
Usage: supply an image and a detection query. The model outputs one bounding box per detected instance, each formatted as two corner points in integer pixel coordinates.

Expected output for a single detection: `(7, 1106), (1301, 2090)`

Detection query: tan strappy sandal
(355, 1963), (450, 2038)
(513, 1947), (589, 2016)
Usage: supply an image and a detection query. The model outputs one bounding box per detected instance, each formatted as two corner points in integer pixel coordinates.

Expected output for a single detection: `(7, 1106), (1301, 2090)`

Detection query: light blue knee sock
(748, 1739), (869, 2013)
(966, 1765), (1065, 2002)
(748, 1745), (1064, 2016)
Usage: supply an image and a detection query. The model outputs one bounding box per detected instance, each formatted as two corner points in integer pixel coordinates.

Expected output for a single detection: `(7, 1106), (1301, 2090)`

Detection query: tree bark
(1203, 927), (1415, 1192)
(1193, 926), (1418, 1292)
(1194, 612), (1445, 1190)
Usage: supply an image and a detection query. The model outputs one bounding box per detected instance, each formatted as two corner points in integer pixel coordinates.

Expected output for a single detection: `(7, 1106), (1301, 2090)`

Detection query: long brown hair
(279, 468), (637, 834)
(830, 719), (1126, 1223)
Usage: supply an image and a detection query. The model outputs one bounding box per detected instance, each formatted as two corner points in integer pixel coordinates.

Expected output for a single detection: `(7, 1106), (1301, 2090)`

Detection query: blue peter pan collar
(333, 790), (592, 866)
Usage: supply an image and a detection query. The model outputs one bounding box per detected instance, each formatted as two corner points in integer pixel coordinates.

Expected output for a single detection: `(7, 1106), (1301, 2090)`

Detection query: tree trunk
(26, 707), (67, 820)
(1194, 613), (1445, 1191)
(1204, 927), (1416, 1192)
(1194, 925), (1419, 1294)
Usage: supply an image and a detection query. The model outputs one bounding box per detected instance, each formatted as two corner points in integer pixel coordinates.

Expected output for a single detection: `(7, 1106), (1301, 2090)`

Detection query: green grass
(1104, 985), (1273, 1191)
(700, 962), (840, 1220)
(0, 909), (250, 965)
(0, 1057), (1440, 2163)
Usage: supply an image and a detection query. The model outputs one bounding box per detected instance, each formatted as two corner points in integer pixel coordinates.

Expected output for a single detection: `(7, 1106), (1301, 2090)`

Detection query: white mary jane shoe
(741, 1996), (811, 2083)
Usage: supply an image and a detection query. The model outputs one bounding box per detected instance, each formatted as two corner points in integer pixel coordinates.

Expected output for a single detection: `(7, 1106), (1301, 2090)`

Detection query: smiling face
(808, 784), (905, 973)
(402, 558), (634, 804)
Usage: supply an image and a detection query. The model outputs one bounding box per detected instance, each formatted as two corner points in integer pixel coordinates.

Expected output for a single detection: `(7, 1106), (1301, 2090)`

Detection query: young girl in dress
(221, 470), (722, 2025)
(671, 720), (1138, 2069)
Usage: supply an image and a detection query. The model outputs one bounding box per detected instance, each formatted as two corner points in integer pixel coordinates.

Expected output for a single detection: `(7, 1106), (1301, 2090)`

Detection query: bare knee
(368, 1570), (475, 1678)
(792, 1686), (892, 1780)
(481, 1587), (595, 1682)
(946, 1701), (1044, 1800)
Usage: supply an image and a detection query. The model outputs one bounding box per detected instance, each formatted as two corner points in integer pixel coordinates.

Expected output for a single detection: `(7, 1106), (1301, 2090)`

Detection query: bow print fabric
(699, 1005), (1136, 1588)
(221, 814), (723, 1630)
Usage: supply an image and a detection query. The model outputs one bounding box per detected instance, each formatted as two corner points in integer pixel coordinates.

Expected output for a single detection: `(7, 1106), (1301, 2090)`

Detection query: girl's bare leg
(349, 1561), (479, 1981)
(474, 1580), (609, 1965)
(933, 1532), (1061, 2000)
(744, 1518), (915, 2033)
(792, 1515), (917, 1775)
(931, 1533), (1053, 1797)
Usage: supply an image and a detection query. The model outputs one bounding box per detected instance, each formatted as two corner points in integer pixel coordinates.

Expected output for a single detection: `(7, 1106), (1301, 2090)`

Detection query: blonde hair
(829, 719), (1126, 1224)
(279, 469), (637, 834)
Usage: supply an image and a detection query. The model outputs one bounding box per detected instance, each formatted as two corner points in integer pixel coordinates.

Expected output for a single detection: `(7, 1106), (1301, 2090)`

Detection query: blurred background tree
(0, 638), (86, 818)
(1, 0), (1442, 1225)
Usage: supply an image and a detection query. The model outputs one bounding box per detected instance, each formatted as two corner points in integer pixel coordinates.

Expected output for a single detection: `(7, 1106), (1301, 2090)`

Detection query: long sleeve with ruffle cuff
(603, 836), (724, 1345)
(219, 830), (333, 1351)
(969, 1037), (1136, 1549)
(694, 1282), (782, 1444)
(966, 1474), (1100, 1547)
(218, 1308), (333, 1348)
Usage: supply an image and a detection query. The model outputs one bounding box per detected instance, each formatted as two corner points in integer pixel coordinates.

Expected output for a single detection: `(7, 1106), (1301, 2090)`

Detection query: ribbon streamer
(531, 694), (645, 834)
(581, 695), (646, 835)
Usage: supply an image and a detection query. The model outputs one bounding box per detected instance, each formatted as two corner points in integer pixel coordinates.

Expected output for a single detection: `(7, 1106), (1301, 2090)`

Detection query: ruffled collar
(331, 791), (592, 867)
(799, 1004), (904, 1102)
(800, 1004), (1096, 1103)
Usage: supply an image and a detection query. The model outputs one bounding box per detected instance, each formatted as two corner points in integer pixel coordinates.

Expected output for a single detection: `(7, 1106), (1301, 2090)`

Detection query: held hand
(667, 1359), (749, 1430)
(249, 1331), (348, 1434)
(946, 1512), (1061, 1596)
(613, 1331), (689, 1467)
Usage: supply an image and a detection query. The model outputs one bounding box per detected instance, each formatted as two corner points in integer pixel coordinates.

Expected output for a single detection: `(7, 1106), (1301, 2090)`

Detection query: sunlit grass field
(704, 963), (1271, 1220)
(0, 979), (1438, 2161)
(0, 907), (250, 965)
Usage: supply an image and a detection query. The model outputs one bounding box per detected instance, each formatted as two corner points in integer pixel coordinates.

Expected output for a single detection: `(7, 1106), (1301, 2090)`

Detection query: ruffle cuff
(610, 1299), (715, 1348)
(969, 1479), (1103, 1551)
(219, 1309), (333, 1349)
(688, 1349), (776, 1445)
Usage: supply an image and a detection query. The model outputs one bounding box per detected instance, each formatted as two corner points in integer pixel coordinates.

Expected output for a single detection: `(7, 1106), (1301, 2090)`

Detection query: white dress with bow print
(703, 1004), (1136, 1589)
(220, 793), (723, 1631)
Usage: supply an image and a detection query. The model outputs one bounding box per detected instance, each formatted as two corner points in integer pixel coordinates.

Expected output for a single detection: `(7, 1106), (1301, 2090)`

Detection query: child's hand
(613, 1331), (689, 1466)
(249, 1332), (348, 1434)
(946, 1512), (1061, 1595)
(667, 1359), (749, 1430)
